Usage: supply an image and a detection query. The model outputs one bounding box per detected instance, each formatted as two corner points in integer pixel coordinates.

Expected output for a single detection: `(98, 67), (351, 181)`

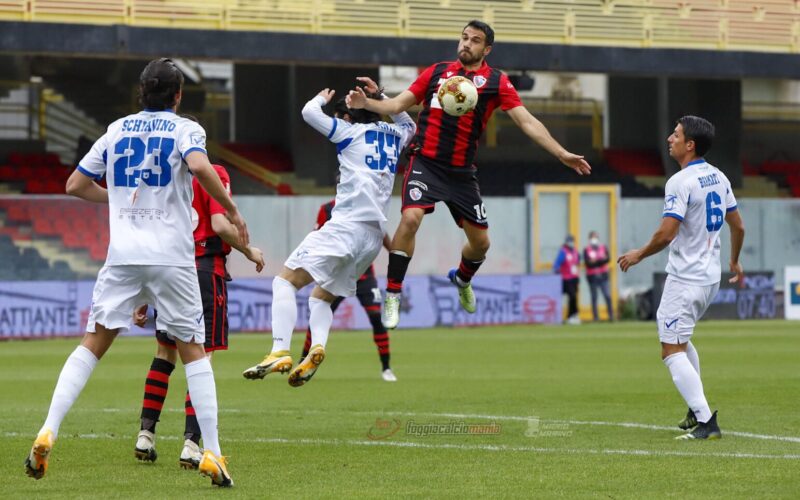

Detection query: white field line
(3, 431), (799, 461)
(12, 407), (800, 443)
(362, 410), (800, 444)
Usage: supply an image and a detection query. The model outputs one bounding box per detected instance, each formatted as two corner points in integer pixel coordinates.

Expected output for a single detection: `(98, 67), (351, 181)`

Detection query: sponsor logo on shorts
(408, 180), (428, 191)
(664, 318), (678, 329)
(412, 170), (422, 174)
(409, 187), (422, 201)
(473, 75), (487, 88)
(196, 314), (203, 324)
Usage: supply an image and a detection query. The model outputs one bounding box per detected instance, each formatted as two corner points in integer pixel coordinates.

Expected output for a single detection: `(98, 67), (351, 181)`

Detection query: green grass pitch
(2, 320), (798, 498)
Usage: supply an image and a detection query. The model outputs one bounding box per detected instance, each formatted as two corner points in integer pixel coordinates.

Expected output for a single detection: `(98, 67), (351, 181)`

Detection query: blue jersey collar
(143, 108), (176, 114)
(686, 158), (705, 167)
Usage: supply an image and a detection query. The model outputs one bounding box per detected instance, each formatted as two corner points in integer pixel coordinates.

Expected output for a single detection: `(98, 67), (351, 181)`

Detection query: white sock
(271, 276), (297, 352)
(663, 352), (712, 423)
(685, 341), (700, 375)
(42, 345), (98, 438)
(308, 297), (333, 348)
(185, 357), (221, 456)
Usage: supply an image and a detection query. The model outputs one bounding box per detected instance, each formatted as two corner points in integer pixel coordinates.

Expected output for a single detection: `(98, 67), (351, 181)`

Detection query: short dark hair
(464, 20), (495, 46)
(677, 115), (714, 157)
(139, 58), (184, 110)
(333, 97), (380, 124)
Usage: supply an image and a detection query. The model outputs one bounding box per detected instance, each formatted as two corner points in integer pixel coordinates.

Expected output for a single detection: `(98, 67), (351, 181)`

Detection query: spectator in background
(583, 230), (614, 321)
(553, 235), (581, 325)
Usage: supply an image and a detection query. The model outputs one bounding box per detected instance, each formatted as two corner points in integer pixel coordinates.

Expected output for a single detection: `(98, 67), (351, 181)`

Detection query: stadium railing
(0, 1), (799, 54)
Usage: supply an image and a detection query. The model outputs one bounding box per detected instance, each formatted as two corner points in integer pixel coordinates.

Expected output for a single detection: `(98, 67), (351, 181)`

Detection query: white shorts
(284, 219), (383, 298)
(656, 275), (719, 344)
(87, 265), (205, 344)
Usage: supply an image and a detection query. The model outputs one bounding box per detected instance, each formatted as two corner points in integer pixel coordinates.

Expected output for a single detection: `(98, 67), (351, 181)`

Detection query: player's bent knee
(156, 343), (178, 364)
(176, 340), (207, 364)
(81, 325), (118, 359)
(277, 268), (314, 290)
(399, 210), (425, 233)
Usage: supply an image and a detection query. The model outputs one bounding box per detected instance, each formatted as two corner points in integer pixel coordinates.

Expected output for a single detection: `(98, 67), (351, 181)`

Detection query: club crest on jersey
(472, 75), (487, 88)
(409, 187), (422, 201)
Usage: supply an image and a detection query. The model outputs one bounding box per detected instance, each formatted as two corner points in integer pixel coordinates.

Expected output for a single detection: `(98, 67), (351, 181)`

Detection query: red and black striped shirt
(408, 60), (523, 169)
(194, 164), (232, 279)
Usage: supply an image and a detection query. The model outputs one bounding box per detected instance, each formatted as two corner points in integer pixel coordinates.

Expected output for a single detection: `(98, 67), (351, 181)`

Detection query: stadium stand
(0, 196), (107, 279)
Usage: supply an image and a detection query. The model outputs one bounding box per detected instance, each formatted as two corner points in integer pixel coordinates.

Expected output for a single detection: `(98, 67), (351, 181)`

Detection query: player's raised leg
(384, 208), (424, 328)
(26, 325), (115, 479)
(289, 285), (336, 387)
(244, 269), (313, 379)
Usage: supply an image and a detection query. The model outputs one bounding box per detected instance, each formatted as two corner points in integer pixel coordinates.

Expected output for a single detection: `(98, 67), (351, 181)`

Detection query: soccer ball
(437, 76), (479, 117)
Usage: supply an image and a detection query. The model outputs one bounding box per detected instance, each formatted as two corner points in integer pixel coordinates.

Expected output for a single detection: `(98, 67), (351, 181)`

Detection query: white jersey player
(619, 115), (745, 440)
(243, 79), (415, 387)
(25, 58), (247, 487)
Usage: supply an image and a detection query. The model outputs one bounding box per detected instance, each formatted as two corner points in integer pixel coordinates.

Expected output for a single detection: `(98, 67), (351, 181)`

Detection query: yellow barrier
(0, 1), (798, 54)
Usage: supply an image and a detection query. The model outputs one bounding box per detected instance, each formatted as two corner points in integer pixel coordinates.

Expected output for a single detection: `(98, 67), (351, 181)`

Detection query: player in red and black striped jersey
(299, 199), (395, 381)
(133, 163), (265, 469)
(347, 20), (592, 328)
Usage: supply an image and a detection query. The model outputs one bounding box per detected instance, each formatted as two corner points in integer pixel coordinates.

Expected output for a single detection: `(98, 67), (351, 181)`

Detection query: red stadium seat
(7, 152), (24, 166)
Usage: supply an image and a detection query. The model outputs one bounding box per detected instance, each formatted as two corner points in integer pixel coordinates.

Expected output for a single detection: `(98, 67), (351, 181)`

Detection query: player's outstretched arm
(618, 217), (681, 272)
(725, 209), (745, 283)
(210, 213), (265, 272)
(301, 88), (338, 136)
(354, 76), (418, 139)
(347, 85), (417, 116)
(185, 151), (249, 248)
(506, 106), (591, 176)
(65, 168), (108, 203)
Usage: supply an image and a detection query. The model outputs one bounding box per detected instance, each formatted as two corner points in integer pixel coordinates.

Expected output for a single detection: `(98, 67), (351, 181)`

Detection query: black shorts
(156, 271), (229, 352)
(401, 154), (488, 229)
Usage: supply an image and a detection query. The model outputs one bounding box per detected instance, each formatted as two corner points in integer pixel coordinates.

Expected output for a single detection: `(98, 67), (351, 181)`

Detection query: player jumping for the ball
(242, 78), (415, 386)
(347, 20), (591, 329)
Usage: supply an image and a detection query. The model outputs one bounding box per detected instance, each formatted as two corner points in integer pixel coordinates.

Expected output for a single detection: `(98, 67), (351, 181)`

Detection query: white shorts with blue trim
(284, 219), (383, 298)
(656, 275), (719, 344)
(87, 265), (205, 344)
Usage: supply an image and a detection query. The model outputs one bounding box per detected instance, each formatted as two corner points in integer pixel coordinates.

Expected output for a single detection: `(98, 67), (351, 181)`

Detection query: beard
(458, 49), (481, 66)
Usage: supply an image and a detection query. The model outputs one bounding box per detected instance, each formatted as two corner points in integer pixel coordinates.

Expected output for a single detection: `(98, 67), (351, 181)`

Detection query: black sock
(184, 390), (201, 445)
(140, 357), (175, 433)
(368, 311), (391, 370)
(387, 251), (411, 294)
(455, 255), (485, 284)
